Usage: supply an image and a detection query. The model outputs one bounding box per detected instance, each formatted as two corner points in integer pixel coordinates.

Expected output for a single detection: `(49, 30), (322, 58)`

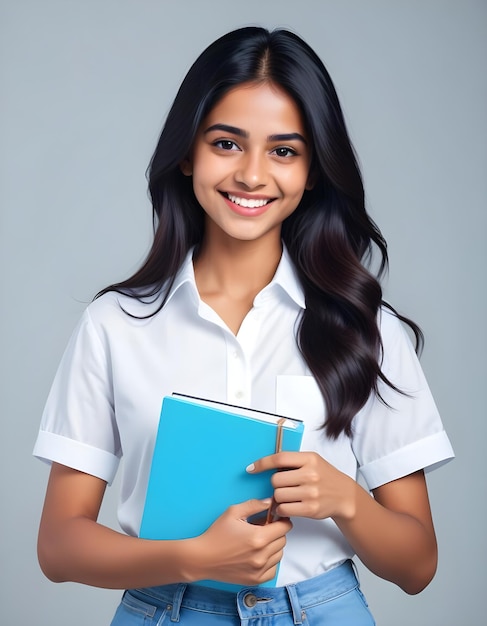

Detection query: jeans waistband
(129, 560), (359, 624)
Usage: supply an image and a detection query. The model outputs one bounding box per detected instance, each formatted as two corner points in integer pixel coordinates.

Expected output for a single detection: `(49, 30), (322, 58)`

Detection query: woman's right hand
(38, 464), (291, 589)
(185, 499), (293, 586)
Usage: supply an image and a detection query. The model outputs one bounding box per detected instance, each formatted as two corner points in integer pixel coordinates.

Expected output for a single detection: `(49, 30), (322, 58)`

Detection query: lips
(226, 193), (271, 209)
(221, 192), (276, 210)
(217, 191), (275, 218)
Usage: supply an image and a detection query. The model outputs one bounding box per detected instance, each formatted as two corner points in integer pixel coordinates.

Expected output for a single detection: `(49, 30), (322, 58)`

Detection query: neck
(194, 232), (282, 301)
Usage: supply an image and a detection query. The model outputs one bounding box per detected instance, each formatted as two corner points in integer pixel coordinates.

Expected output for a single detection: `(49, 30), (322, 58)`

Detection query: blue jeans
(110, 560), (375, 625)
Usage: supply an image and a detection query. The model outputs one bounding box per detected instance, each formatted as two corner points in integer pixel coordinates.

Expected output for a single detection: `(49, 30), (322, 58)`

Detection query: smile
(224, 193), (274, 209)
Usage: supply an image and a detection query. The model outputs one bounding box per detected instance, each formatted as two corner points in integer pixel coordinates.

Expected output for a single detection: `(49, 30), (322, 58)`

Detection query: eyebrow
(204, 124), (307, 145)
(204, 124), (248, 138)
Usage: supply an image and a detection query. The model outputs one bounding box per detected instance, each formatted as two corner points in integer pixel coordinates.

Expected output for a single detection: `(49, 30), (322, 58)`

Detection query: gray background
(1, 1), (485, 624)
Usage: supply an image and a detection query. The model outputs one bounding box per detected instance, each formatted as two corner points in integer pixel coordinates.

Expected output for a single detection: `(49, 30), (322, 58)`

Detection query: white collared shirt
(33, 247), (454, 584)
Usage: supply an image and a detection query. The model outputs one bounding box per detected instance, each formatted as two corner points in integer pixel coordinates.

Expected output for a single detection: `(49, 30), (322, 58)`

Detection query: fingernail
(246, 463), (255, 473)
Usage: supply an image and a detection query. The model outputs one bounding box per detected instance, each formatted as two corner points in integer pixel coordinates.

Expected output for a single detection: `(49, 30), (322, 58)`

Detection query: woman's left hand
(248, 452), (439, 594)
(247, 451), (355, 521)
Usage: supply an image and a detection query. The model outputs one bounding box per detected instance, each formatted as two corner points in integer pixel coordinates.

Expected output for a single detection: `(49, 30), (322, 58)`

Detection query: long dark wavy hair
(96, 27), (423, 438)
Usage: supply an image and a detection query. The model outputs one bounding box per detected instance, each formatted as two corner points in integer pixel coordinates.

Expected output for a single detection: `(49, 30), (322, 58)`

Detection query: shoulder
(379, 305), (403, 334)
(85, 249), (197, 326)
(87, 290), (126, 318)
(86, 286), (168, 326)
(378, 305), (415, 350)
(375, 305), (425, 386)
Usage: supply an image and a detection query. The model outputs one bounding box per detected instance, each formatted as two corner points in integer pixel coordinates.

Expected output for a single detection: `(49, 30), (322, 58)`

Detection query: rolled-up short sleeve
(33, 309), (121, 484)
(352, 309), (454, 490)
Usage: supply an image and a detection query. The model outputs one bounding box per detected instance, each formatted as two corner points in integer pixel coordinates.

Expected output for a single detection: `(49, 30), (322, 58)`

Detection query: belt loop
(350, 559), (360, 584)
(285, 584), (303, 625)
(169, 584), (187, 622)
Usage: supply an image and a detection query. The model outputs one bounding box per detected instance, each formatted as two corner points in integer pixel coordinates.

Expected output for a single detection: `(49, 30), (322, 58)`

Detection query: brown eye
(273, 147), (297, 158)
(214, 140), (239, 151)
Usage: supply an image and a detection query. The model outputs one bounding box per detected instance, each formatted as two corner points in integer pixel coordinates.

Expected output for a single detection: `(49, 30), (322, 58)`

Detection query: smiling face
(182, 82), (312, 248)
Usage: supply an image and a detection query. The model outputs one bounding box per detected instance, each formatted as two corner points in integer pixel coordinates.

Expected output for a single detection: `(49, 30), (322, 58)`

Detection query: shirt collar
(167, 244), (306, 310)
(261, 245), (305, 309)
(164, 249), (200, 306)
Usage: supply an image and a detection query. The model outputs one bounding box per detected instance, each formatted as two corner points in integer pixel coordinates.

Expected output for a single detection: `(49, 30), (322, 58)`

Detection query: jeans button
(243, 592), (258, 608)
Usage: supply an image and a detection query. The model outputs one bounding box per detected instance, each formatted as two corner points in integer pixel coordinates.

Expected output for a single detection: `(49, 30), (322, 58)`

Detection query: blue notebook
(139, 393), (304, 591)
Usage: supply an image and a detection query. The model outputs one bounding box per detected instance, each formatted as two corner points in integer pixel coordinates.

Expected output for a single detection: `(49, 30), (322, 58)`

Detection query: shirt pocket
(276, 375), (357, 476)
(276, 375), (325, 451)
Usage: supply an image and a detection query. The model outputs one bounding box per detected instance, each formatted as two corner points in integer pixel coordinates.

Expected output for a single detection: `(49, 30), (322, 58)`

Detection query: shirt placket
(225, 300), (266, 407)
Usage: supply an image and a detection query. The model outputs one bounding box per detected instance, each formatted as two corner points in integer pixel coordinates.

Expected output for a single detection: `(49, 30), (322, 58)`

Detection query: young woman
(34, 27), (454, 625)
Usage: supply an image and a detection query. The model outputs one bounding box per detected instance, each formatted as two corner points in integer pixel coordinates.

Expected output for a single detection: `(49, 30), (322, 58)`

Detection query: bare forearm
(38, 517), (195, 589)
(38, 464), (291, 589)
(38, 501), (292, 590)
(334, 479), (437, 594)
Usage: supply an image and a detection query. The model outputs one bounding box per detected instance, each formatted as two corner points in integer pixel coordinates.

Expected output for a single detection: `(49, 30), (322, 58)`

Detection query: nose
(234, 150), (268, 189)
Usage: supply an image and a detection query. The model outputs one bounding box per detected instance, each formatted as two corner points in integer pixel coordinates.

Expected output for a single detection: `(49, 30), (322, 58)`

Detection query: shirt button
(235, 391), (244, 400)
(232, 351), (240, 359)
(243, 593), (257, 608)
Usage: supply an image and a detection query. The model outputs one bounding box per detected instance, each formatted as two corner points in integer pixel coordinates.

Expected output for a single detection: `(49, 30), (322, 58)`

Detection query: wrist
(177, 537), (205, 583)
(333, 475), (359, 522)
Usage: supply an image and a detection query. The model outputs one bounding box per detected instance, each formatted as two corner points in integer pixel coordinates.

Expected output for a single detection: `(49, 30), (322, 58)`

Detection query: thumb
(230, 498), (272, 520)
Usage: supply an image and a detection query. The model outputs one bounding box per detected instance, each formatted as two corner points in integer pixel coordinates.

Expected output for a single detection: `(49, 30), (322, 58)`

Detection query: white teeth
(227, 193), (270, 208)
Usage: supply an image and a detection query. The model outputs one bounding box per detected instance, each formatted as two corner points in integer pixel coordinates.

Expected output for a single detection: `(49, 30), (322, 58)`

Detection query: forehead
(203, 82), (306, 134)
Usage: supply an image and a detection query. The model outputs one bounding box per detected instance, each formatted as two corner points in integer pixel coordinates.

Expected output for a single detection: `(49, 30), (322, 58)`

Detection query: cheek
(191, 182), (212, 215)
(193, 156), (228, 189)
(191, 171), (212, 202)
(280, 170), (310, 197)
(277, 160), (309, 183)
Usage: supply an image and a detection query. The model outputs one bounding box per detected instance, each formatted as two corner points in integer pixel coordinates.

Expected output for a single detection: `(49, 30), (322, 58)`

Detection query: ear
(180, 159), (193, 176)
(305, 170), (316, 191)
